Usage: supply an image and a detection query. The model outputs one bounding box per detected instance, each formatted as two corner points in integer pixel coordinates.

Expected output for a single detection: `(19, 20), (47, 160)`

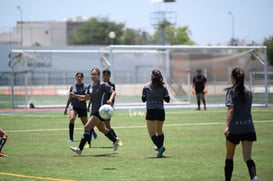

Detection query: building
(0, 18), (87, 46)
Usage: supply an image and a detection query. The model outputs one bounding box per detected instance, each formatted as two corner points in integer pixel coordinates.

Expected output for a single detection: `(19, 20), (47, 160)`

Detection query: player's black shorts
(72, 107), (87, 117)
(226, 132), (257, 145)
(91, 112), (105, 121)
(145, 109), (165, 121)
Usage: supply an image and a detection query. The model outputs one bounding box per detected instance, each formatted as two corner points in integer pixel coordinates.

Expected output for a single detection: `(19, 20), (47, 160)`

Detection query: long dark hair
(226, 67), (245, 101)
(151, 69), (165, 87)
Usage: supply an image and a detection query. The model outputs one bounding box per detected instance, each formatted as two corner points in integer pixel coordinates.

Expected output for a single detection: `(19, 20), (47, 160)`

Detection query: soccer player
(101, 69), (122, 146)
(224, 67), (258, 181)
(64, 72), (96, 147)
(70, 68), (119, 155)
(192, 69), (207, 110)
(0, 128), (8, 157)
(142, 69), (170, 158)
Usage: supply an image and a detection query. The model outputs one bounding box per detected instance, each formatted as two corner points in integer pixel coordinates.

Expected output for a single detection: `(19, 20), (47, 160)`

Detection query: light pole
(108, 31), (116, 45)
(228, 11), (234, 45)
(17, 6), (23, 46)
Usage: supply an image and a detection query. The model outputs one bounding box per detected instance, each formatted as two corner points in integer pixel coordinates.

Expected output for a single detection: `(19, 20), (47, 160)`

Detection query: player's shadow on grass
(92, 152), (118, 157)
(74, 152), (118, 158)
(103, 167), (117, 170)
(146, 155), (171, 159)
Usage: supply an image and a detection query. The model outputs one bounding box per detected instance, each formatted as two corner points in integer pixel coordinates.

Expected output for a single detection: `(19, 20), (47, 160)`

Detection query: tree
(68, 17), (125, 45)
(263, 36), (273, 66)
(120, 28), (152, 45)
(152, 23), (194, 45)
(166, 26), (195, 45)
(68, 17), (152, 45)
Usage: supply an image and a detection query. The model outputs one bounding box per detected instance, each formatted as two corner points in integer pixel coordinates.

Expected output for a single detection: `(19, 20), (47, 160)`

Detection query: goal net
(8, 45), (269, 109)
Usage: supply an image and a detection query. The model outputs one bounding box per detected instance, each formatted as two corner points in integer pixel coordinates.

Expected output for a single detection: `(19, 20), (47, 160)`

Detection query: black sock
(69, 123), (74, 140)
(88, 130), (93, 144)
(151, 135), (160, 149)
(158, 134), (164, 148)
(105, 130), (117, 143)
(79, 131), (90, 150)
(110, 129), (117, 138)
(203, 100), (206, 106)
(197, 100), (201, 108)
(224, 159), (233, 181)
(246, 159), (256, 179)
(0, 138), (7, 152)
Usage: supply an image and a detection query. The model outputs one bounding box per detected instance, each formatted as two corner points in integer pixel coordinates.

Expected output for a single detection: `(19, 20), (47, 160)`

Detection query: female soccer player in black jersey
(142, 69), (170, 158)
(192, 69), (207, 110)
(64, 72), (95, 144)
(0, 128), (8, 157)
(224, 67), (258, 181)
(70, 68), (119, 155)
(101, 69), (122, 146)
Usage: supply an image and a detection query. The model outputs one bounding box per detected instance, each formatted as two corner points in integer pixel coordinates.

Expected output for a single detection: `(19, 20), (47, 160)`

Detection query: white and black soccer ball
(99, 104), (114, 120)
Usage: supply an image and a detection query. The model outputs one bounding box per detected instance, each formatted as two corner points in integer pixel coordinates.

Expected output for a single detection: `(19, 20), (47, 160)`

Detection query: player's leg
(156, 121), (164, 146)
(96, 121), (116, 142)
(155, 109), (166, 157)
(80, 116), (99, 148)
(80, 116), (93, 147)
(96, 121), (119, 151)
(196, 94), (201, 110)
(79, 108), (95, 147)
(105, 120), (119, 139)
(68, 109), (76, 142)
(70, 116), (98, 154)
(146, 109), (161, 151)
(104, 120), (122, 146)
(104, 120), (115, 136)
(200, 93), (206, 110)
(147, 120), (160, 150)
(225, 140), (236, 181)
(156, 120), (165, 158)
(242, 141), (258, 180)
(0, 128), (8, 156)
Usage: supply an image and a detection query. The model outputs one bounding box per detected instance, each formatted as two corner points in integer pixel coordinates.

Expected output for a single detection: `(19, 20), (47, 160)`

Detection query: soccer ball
(99, 104), (114, 120)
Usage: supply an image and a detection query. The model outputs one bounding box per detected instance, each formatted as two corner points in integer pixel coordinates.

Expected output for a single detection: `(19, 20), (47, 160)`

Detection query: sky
(1, 0), (273, 45)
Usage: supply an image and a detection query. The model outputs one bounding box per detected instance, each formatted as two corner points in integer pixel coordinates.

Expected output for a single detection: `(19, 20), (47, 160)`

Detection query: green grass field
(0, 108), (272, 181)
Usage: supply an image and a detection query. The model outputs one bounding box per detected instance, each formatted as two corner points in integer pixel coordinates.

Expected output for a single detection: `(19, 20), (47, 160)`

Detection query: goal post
(107, 45), (269, 107)
(8, 45), (269, 109)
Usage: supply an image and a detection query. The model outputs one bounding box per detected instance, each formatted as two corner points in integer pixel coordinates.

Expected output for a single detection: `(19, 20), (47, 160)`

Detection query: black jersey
(193, 75), (207, 93)
(87, 81), (113, 114)
(69, 83), (87, 109)
(142, 82), (169, 110)
(102, 81), (115, 106)
(225, 87), (255, 134)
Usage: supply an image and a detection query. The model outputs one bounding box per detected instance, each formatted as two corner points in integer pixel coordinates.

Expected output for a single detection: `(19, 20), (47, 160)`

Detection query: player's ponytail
(231, 67), (245, 102)
(151, 69), (165, 87)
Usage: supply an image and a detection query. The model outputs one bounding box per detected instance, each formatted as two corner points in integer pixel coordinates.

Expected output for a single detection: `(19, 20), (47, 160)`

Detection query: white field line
(7, 120), (273, 133)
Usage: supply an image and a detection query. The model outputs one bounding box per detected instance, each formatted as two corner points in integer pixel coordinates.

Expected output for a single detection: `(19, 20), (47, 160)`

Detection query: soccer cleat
(251, 176), (259, 181)
(113, 139), (120, 151)
(157, 146), (166, 158)
(0, 152), (8, 157)
(70, 147), (82, 155)
(67, 138), (73, 142)
(116, 138), (123, 147)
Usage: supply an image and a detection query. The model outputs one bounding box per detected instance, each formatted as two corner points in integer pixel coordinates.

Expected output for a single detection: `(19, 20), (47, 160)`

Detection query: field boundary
(0, 172), (75, 181)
